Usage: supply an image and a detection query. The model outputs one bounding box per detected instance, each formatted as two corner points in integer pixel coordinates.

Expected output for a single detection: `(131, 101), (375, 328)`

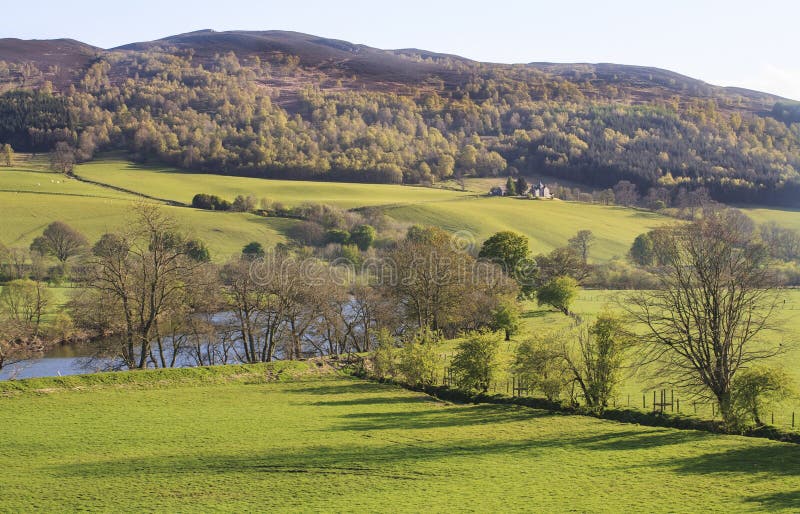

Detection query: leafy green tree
(241, 241), (265, 260)
(505, 176), (517, 196)
(516, 176), (528, 196)
(325, 229), (351, 245)
(451, 331), (502, 393)
(537, 276), (578, 316)
(730, 367), (794, 429)
(397, 327), (441, 387)
(489, 300), (520, 341)
(563, 313), (630, 411)
(1, 144), (13, 166)
(370, 328), (397, 379)
(514, 335), (567, 401)
(350, 224), (376, 251)
(185, 239), (211, 262)
(629, 233), (655, 266)
(479, 231), (530, 273)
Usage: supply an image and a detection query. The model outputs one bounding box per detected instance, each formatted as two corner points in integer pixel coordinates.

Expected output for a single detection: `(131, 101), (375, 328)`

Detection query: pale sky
(3, 0), (799, 100)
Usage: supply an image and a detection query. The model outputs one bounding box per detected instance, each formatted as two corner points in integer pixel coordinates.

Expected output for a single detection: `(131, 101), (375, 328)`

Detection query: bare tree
(50, 142), (76, 174)
(625, 208), (785, 424)
(80, 203), (208, 369)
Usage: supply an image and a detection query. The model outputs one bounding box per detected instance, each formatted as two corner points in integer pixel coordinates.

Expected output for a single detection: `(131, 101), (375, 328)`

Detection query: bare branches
(624, 208), (785, 421)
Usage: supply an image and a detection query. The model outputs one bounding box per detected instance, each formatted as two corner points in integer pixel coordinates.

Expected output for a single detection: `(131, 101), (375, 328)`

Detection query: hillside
(68, 158), (671, 261)
(0, 30), (799, 207)
(0, 159), (295, 260)
(1, 367), (798, 511)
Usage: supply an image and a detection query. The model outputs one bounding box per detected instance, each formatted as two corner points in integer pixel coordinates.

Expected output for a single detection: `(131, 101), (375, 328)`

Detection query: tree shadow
(744, 491), (800, 511)
(334, 403), (555, 432)
(285, 380), (390, 396)
(310, 396), (439, 407)
(668, 444), (800, 477)
(51, 437), (547, 481)
(564, 428), (701, 451)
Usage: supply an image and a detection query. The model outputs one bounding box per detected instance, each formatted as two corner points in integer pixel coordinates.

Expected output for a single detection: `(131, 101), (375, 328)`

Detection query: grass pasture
(385, 197), (669, 261)
(75, 159), (474, 208)
(1, 369), (799, 512)
(71, 158), (674, 262)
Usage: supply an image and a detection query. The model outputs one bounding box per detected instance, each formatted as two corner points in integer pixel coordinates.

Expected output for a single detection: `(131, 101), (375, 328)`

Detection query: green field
(386, 197), (668, 261)
(75, 159), (473, 208)
(70, 158), (676, 261)
(495, 289), (800, 430)
(0, 160), (297, 260)
(0, 367), (798, 512)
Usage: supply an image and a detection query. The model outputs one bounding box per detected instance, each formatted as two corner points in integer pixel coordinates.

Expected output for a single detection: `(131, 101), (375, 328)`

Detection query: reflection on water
(0, 343), (106, 380)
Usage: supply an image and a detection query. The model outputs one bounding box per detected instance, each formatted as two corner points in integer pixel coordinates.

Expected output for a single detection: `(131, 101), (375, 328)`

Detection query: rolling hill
(1, 30), (799, 207)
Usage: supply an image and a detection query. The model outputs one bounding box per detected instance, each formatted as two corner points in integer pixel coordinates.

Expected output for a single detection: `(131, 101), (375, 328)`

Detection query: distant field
(741, 206), (800, 232)
(75, 159), (474, 208)
(386, 197), (669, 261)
(73, 158), (674, 262)
(5, 157), (800, 265)
(0, 368), (798, 512)
(0, 192), (294, 261)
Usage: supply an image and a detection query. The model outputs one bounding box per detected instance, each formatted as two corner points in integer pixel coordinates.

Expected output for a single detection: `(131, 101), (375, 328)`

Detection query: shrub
(370, 328), (397, 379)
(514, 335), (567, 401)
(450, 331), (502, 393)
(730, 367), (794, 429)
(397, 327), (441, 387)
(192, 193), (231, 211)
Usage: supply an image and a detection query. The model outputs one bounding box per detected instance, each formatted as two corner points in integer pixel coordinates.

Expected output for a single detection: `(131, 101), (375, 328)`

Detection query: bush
(350, 224), (376, 251)
(370, 328), (397, 379)
(514, 335), (567, 401)
(192, 193), (231, 211)
(397, 327), (441, 387)
(730, 367), (794, 430)
(450, 331), (502, 393)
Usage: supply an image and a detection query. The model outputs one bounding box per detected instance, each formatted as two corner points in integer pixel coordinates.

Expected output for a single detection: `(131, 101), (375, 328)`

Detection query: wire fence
(436, 365), (799, 432)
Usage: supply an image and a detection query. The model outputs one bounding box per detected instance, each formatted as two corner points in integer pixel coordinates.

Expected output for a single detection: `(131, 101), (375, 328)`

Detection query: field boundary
(69, 171), (186, 206)
(354, 372), (800, 445)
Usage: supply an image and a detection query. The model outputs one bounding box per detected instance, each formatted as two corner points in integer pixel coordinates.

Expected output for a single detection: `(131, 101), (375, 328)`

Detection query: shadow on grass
(561, 429), (701, 451)
(286, 380), (390, 396)
(745, 492), (800, 510)
(668, 444), (800, 476)
(521, 310), (550, 319)
(311, 396), (438, 407)
(334, 403), (555, 432)
(51, 437), (546, 481)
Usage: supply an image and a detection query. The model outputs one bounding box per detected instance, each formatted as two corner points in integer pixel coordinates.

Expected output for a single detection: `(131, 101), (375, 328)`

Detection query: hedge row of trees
(1, 49), (799, 205)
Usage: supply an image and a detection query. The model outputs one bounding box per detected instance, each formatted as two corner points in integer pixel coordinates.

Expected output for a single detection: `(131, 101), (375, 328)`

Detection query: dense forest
(1, 31), (799, 205)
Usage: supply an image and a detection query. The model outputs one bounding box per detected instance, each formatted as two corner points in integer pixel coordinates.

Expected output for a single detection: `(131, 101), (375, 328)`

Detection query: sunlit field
(1, 368), (798, 512)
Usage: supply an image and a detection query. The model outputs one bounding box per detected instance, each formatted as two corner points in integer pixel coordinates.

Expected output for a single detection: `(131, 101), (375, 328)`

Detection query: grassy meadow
(481, 289), (800, 431)
(69, 157), (676, 262)
(1, 368), (799, 512)
(0, 159), (297, 260)
(75, 159), (474, 208)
